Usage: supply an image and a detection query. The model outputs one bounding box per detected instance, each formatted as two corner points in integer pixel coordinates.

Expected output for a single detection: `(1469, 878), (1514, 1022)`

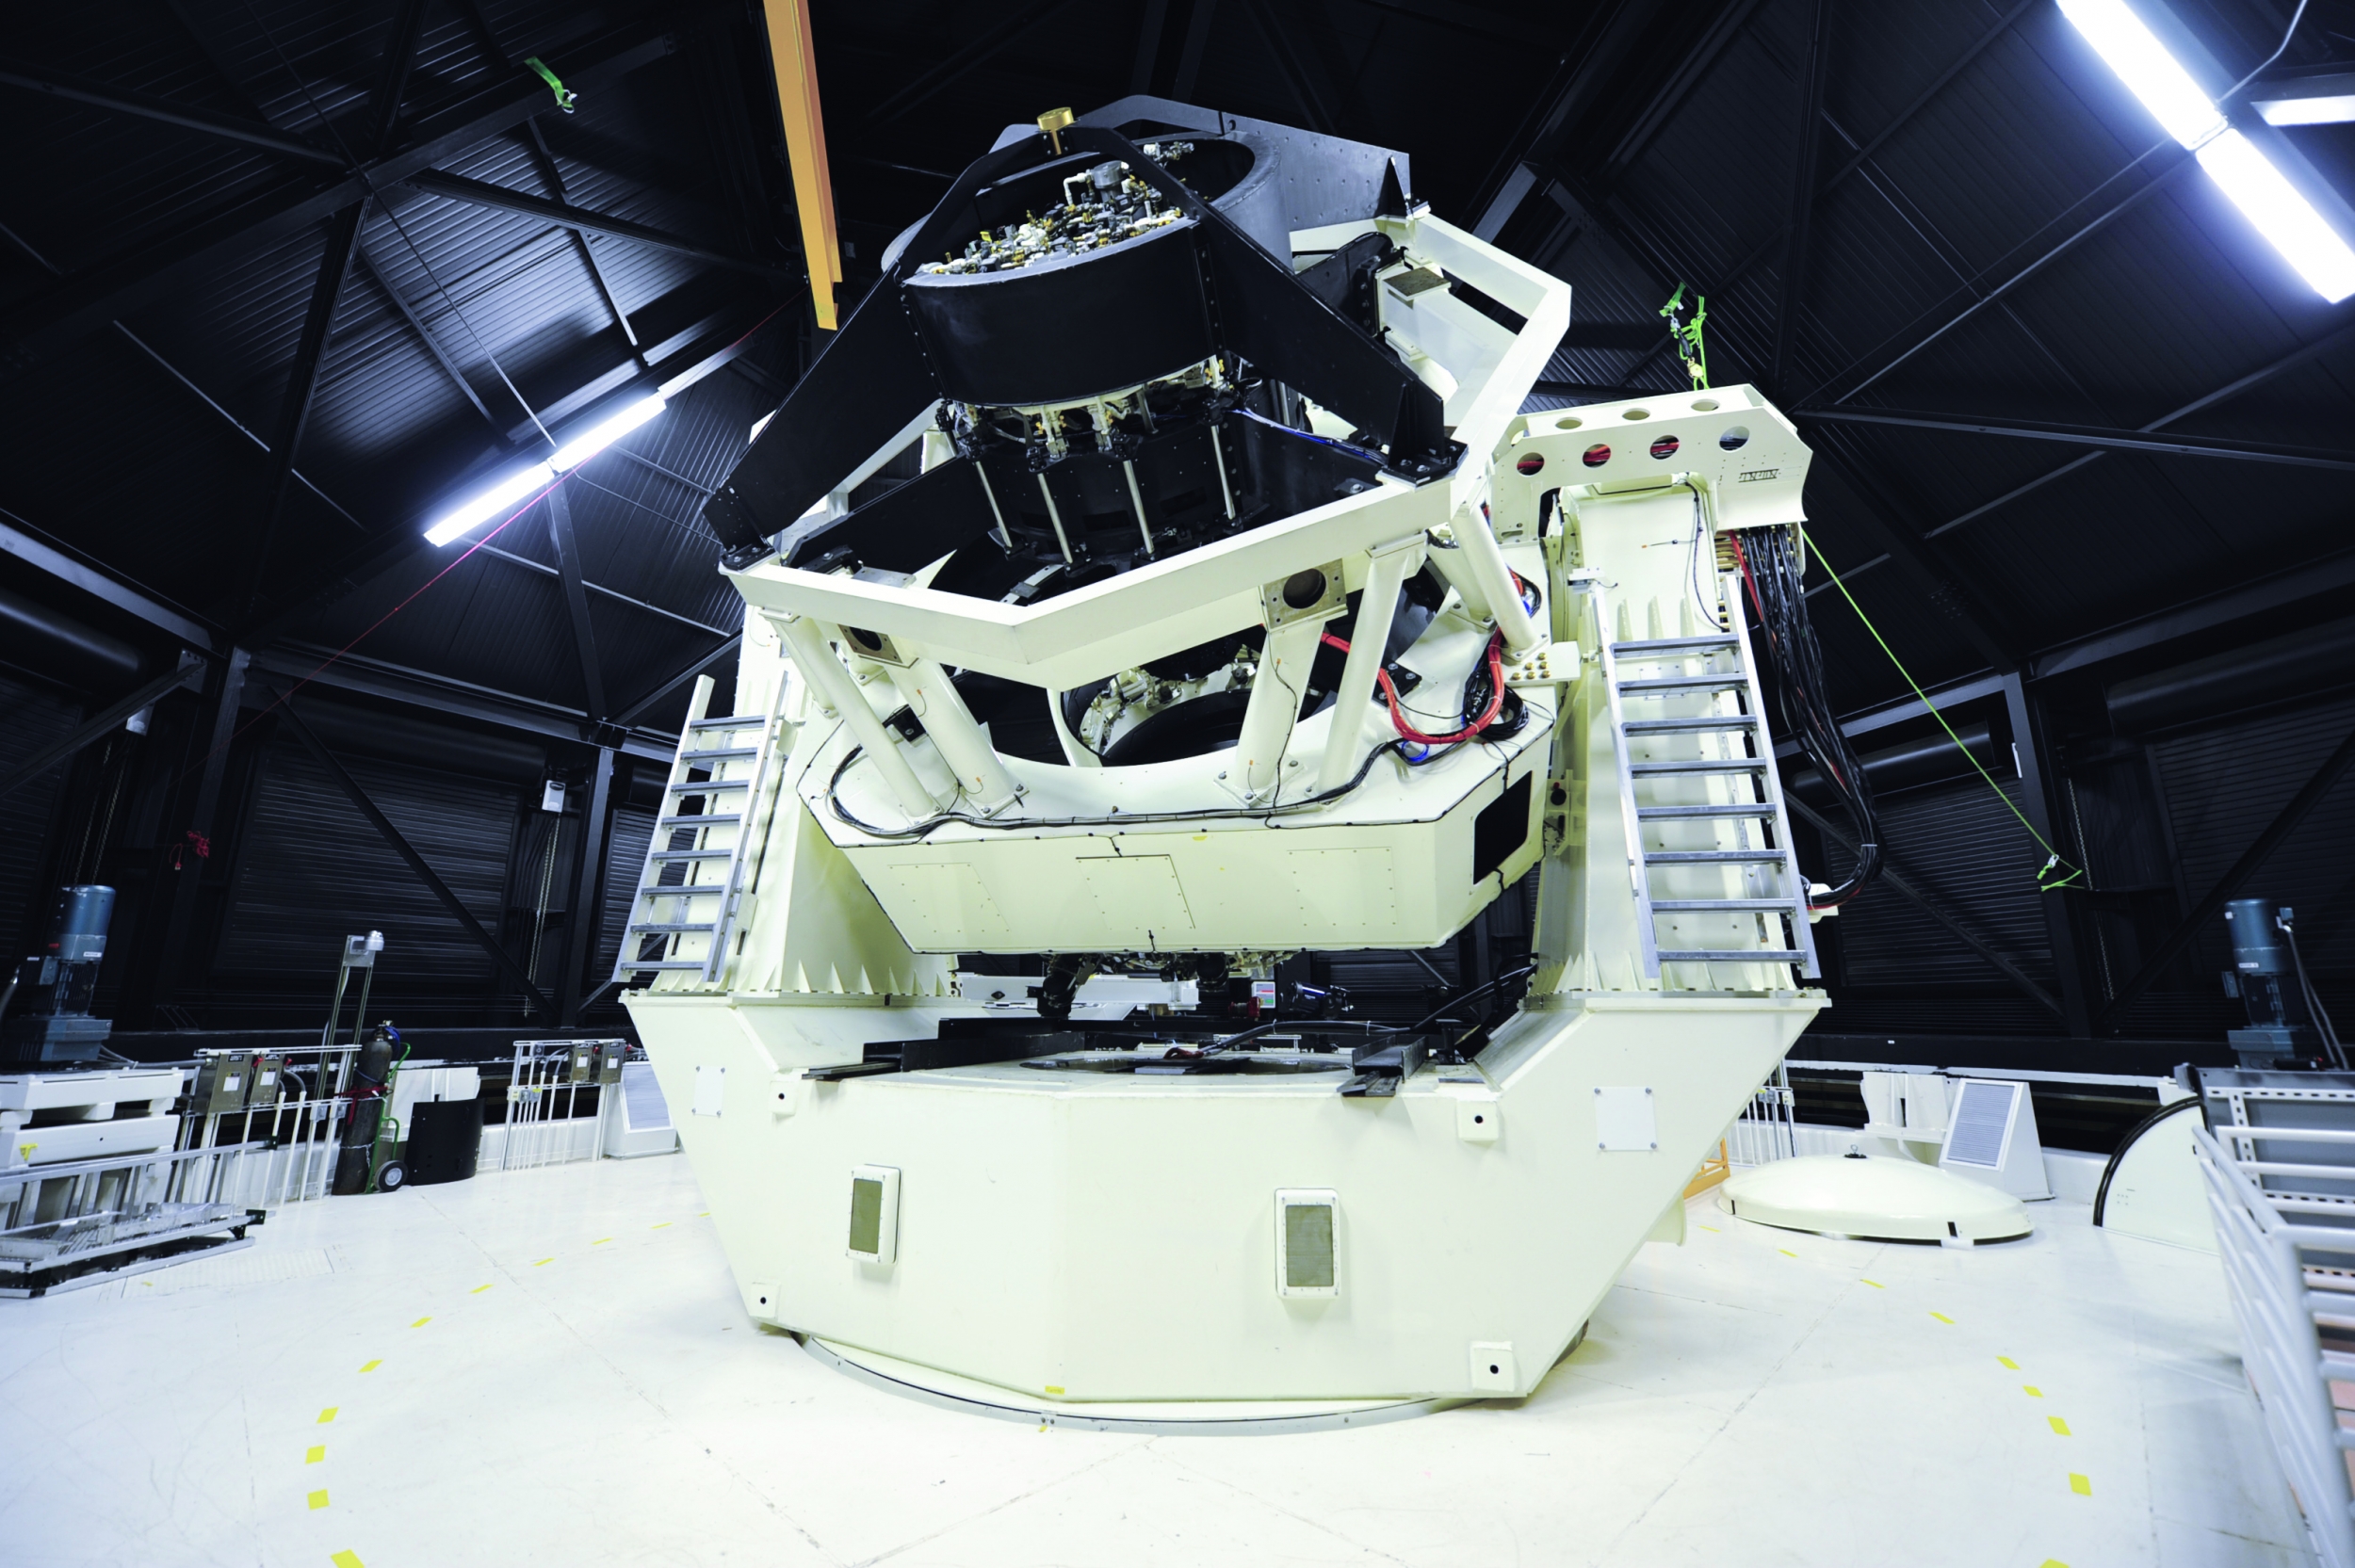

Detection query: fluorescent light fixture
(2254, 73), (2355, 125)
(2196, 128), (2355, 301)
(2057, 0), (2227, 148)
(2259, 93), (2355, 125)
(551, 393), (666, 472)
(424, 461), (554, 546)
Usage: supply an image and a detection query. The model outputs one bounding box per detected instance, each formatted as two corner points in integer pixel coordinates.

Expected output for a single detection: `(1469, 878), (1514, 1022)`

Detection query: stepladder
(613, 671), (788, 988)
(1599, 607), (1821, 984)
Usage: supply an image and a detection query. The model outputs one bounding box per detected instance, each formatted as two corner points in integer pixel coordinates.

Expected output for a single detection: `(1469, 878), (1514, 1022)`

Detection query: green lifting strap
(524, 57), (576, 114)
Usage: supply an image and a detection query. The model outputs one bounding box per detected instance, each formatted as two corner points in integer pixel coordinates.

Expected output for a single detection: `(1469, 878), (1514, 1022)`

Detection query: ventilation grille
(1945, 1080), (2015, 1168)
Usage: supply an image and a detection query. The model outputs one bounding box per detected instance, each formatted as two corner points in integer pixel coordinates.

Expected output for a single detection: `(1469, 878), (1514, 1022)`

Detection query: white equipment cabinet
(624, 99), (1827, 1417)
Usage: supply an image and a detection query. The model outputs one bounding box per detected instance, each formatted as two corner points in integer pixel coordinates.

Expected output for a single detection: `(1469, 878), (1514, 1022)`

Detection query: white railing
(2196, 1123), (2355, 1568)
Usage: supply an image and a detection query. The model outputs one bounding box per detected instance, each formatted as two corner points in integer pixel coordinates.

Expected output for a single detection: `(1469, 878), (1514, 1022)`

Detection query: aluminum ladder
(1600, 621), (1820, 980)
(612, 673), (785, 987)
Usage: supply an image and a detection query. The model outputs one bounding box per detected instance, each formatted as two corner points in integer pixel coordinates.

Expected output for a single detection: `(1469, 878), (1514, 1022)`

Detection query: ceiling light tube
(550, 393), (667, 472)
(2195, 128), (2355, 301)
(2057, 0), (2227, 148)
(424, 461), (555, 546)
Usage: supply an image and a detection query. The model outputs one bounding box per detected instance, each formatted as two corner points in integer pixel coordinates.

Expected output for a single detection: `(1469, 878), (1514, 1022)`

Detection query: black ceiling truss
(0, 8), (703, 371)
(245, 202), (365, 621)
(543, 485), (609, 722)
(1794, 408), (2355, 471)
(402, 170), (790, 278)
(1768, 0), (1833, 398)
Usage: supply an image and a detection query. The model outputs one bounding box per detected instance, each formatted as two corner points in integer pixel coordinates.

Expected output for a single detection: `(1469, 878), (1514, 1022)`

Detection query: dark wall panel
(0, 674), (81, 953)
(210, 735), (523, 1026)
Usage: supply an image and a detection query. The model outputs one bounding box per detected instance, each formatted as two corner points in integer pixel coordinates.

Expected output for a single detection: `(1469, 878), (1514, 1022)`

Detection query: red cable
(1323, 629), (1508, 747)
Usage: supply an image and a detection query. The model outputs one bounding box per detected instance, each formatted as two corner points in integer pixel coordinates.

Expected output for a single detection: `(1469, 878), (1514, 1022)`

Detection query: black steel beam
(1786, 795), (2063, 1017)
(1172, 0), (1220, 101)
(471, 543), (732, 636)
(1770, 0), (1833, 397)
(0, 511), (216, 649)
(1242, 0), (1337, 135)
(353, 238), (496, 426)
(1129, 0), (1171, 94)
(1795, 406), (2355, 471)
(2097, 723), (2355, 1032)
(0, 653), (205, 805)
(612, 633), (740, 727)
(1808, 141), (2191, 406)
(368, 0), (430, 155)
(275, 690), (557, 1017)
(2034, 547), (2355, 680)
(560, 745), (616, 1025)
(862, 0), (1080, 125)
(0, 57), (345, 166)
(148, 648), (246, 1020)
(402, 170), (790, 278)
(2003, 672), (2094, 1035)
(245, 204), (365, 619)
(2, 14), (690, 369)
(247, 645), (674, 762)
(544, 487), (608, 719)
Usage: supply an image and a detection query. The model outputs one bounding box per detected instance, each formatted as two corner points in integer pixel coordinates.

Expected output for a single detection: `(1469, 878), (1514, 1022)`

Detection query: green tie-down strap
(524, 57), (576, 113)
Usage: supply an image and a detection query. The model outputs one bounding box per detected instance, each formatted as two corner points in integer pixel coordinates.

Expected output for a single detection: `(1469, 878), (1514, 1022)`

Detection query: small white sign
(691, 1063), (725, 1117)
(541, 780), (566, 813)
(1595, 1086), (1657, 1152)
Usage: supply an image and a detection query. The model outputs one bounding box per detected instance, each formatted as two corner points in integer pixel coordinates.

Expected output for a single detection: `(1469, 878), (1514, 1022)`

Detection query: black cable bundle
(1730, 527), (1880, 907)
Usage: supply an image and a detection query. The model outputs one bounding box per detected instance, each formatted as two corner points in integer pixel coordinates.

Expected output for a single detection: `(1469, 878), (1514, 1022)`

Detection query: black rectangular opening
(1471, 772), (1534, 883)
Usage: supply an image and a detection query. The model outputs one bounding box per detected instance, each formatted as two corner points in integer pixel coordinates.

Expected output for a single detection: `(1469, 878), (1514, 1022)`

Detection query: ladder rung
(628, 922), (715, 933)
(1652, 899), (1799, 913)
(616, 961), (709, 972)
(678, 747), (758, 761)
(1645, 850), (1787, 864)
(650, 849), (734, 861)
(1637, 803), (1777, 818)
(636, 883), (714, 897)
(659, 813), (742, 827)
(1657, 949), (1808, 963)
(669, 780), (749, 793)
(688, 717), (760, 730)
(1619, 675), (1748, 693)
(1624, 716), (1758, 733)
(1613, 636), (1737, 653)
(1629, 759), (1769, 775)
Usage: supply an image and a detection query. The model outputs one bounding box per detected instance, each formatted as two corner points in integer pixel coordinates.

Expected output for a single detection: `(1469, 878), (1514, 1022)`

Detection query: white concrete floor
(0, 1151), (2310, 1568)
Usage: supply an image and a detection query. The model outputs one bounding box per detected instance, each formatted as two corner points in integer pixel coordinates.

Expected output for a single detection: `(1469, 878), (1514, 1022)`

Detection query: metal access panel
(1274, 1188), (1340, 1298)
(250, 1054), (284, 1107)
(847, 1165), (901, 1264)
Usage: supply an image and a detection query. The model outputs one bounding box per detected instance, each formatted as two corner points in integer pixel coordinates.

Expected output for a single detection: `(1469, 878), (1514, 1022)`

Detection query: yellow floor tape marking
(307, 1490), (329, 1511)
(411, 1317), (430, 1328)
(593, 1237), (612, 1246)
(305, 1446), (325, 1464)
(2041, 1560), (2070, 1567)
(1778, 1248), (1797, 1257)
(471, 1284), (494, 1294)
(699, 1211), (709, 1217)
(652, 1221), (671, 1229)
(1045, 1384), (1065, 1395)
(358, 1361), (380, 1373)
(1930, 1312), (1955, 1324)
(1697, 1224), (1720, 1233)
(2069, 1473), (2091, 1496)
(332, 1551), (365, 1567)
(317, 1408), (337, 1424)
(533, 1258), (554, 1267)
(1998, 1356), (2021, 1369)
(2050, 1416), (2071, 1436)
(1860, 1279), (1885, 1288)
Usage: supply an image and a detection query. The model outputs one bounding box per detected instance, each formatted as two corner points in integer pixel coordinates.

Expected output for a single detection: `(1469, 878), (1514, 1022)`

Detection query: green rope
(1799, 525), (2085, 893)
(524, 57), (576, 113)
(1660, 284), (1710, 390)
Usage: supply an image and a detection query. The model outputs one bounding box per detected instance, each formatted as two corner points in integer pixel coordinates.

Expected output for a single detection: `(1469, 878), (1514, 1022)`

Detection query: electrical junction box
(847, 1166), (900, 1264)
(541, 780), (566, 813)
(191, 1054), (257, 1115)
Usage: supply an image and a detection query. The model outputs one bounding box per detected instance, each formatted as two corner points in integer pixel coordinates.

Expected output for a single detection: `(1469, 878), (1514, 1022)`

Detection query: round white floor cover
(1721, 1155), (2032, 1243)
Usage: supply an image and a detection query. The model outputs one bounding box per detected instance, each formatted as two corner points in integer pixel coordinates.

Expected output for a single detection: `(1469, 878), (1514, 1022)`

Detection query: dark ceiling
(6, 0), (2355, 750)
